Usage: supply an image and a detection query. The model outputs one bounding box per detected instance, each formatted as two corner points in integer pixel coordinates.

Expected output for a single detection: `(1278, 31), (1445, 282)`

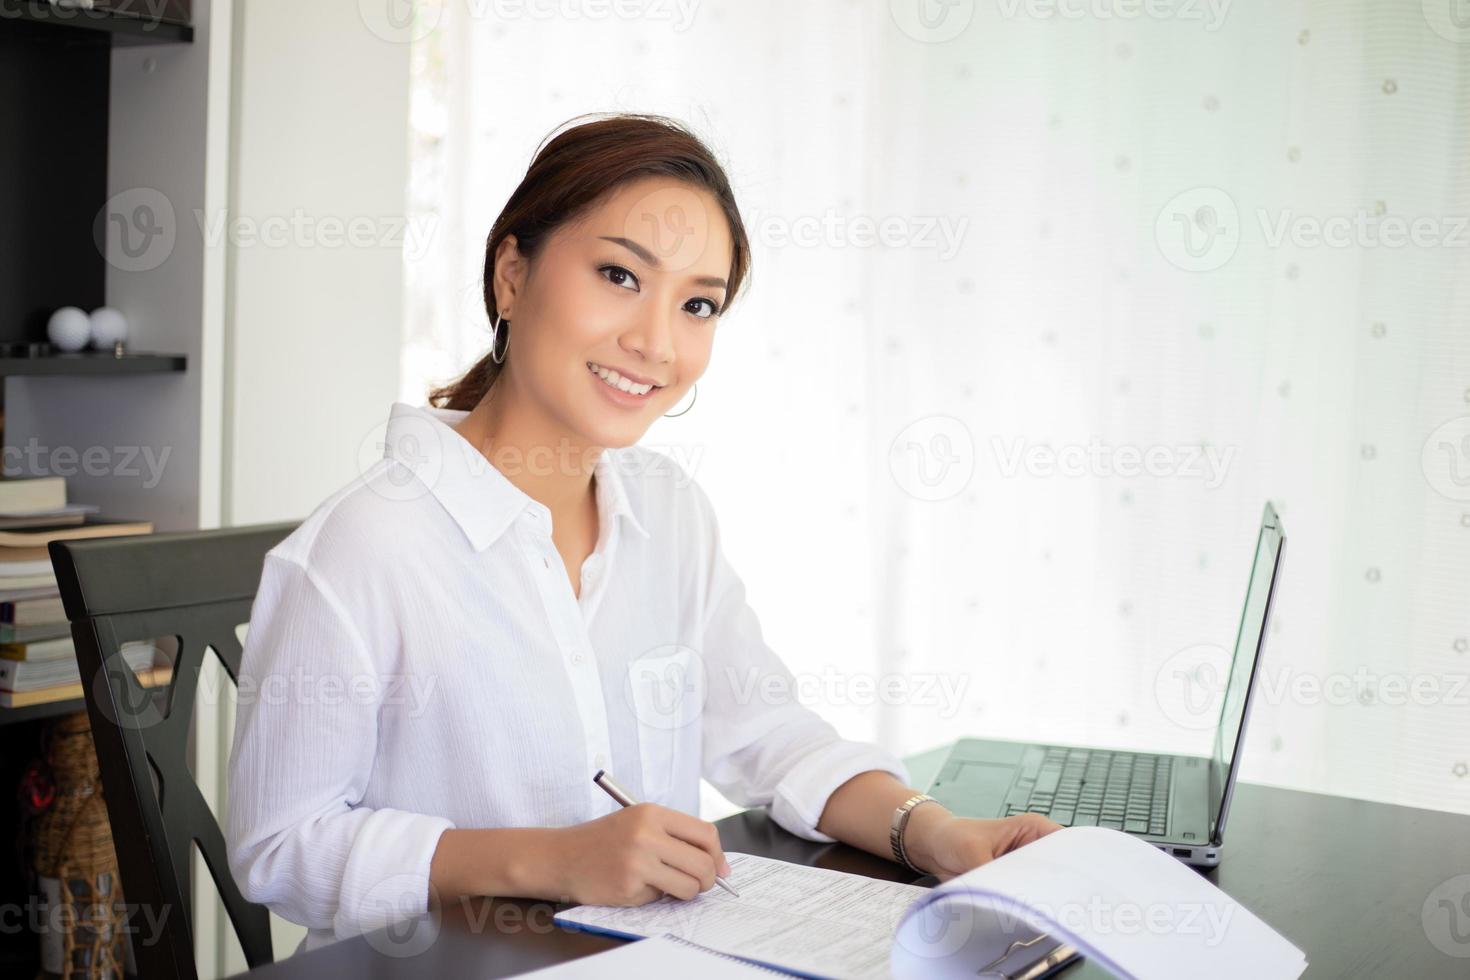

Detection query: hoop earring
(489, 314), (509, 365)
(664, 382), (697, 418)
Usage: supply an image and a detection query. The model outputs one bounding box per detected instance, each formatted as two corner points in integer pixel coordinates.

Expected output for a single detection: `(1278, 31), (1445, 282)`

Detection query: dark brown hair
(427, 113), (752, 411)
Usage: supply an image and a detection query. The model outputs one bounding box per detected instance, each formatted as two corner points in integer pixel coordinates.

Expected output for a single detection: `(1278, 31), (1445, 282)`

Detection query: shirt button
(593, 753), (607, 769)
(572, 653), (586, 665)
(584, 566), (598, 580)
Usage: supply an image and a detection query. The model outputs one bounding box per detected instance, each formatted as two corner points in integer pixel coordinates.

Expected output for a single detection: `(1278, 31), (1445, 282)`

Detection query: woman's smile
(586, 360), (664, 407)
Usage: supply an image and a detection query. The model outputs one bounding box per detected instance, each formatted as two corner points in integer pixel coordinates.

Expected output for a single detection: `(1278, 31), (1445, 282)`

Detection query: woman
(224, 113), (1059, 953)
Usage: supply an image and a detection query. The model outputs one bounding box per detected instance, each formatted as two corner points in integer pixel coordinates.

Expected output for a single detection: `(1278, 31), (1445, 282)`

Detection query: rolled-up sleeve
(224, 553), (454, 937)
(688, 479), (910, 842)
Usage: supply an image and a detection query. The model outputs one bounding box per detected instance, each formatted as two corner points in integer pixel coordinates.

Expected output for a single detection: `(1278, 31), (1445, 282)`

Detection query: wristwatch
(890, 793), (940, 872)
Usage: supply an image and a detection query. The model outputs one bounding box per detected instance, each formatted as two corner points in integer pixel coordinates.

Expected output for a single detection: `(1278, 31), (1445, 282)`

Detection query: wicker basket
(31, 711), (133, 980)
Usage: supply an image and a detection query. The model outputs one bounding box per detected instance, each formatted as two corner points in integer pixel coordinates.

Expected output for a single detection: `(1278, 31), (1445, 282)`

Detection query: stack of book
(0, 475), (172, 709)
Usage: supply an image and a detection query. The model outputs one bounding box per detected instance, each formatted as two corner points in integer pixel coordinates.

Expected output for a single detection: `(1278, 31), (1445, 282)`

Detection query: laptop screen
(1208, 502), (1285, 838)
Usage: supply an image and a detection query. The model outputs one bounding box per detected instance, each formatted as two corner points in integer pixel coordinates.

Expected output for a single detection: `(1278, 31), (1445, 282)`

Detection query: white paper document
(554, 829), (1308, 980)
(555, 852), (927, 979)
(892, 827), (1307, 980)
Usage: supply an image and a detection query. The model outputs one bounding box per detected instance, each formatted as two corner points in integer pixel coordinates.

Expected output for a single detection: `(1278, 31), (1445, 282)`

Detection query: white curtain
(403, 0), (1470, 819)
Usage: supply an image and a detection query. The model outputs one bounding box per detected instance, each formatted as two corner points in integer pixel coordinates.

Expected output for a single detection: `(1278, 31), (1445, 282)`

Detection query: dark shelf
(0, 695), (86, 726)
(0, 0), (193, 45)
(0, 351), (186, 377)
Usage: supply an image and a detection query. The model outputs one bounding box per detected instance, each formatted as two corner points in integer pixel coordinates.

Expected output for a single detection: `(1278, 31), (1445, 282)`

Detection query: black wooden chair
(49, 523), (298, 980)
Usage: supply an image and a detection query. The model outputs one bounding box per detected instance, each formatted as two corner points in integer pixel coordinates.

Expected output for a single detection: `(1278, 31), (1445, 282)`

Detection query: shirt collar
(380, 401), (650, 551)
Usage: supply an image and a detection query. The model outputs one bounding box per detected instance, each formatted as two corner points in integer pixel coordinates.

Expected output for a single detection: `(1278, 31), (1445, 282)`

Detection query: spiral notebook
(517, 933), (786, 976)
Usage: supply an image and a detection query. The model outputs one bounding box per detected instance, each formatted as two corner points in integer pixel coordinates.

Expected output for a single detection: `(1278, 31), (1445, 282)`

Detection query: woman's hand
(548, 802), (732, 906)
(903, 806), (1063, 882)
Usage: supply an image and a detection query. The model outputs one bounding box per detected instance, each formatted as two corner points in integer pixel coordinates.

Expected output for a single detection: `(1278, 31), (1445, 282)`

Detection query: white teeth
(587, 361), (655, 396)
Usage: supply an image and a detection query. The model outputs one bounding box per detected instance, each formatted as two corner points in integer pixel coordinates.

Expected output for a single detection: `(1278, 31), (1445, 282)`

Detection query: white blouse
(224, 401), (908, 953)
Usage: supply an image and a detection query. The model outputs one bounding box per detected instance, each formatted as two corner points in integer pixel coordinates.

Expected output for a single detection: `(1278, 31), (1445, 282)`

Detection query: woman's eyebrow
(598, 235), (728, 291)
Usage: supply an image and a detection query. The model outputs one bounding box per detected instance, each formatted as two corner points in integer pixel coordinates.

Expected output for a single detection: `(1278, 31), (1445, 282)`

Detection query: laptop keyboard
(1005, 747), (1171, 835)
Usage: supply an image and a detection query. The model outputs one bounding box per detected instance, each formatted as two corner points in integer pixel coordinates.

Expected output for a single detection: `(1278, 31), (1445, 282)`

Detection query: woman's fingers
(644, 850), (706, 901)
(654, 834), (719, 894)
(658, 807), (731, 877)
(1001, 813), (1063, 852)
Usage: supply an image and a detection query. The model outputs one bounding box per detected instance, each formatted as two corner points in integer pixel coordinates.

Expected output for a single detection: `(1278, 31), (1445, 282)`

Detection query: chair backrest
(49, 522), (298, 980)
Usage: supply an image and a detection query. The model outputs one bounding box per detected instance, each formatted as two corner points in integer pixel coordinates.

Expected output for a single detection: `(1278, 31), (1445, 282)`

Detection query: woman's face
(492, 176), (733, 449)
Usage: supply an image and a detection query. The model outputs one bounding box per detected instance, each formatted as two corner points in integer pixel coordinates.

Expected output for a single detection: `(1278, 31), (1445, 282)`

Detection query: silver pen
(592, 768), (741, 898)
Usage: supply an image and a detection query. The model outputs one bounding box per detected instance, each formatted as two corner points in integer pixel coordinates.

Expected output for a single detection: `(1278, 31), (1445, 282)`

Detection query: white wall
(213, 2), (413, 971)
(221, 0), (411, 527)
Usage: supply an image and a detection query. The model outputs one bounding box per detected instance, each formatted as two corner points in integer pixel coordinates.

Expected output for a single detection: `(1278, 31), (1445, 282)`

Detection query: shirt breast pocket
(622, 644), (704, 805)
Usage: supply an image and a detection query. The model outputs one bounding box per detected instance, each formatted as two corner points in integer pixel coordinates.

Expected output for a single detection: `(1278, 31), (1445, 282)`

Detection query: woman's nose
(622, 308), (676, 364)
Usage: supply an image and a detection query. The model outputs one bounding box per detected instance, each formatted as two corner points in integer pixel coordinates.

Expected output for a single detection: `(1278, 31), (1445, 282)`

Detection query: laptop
(926, 502), (1285, 867)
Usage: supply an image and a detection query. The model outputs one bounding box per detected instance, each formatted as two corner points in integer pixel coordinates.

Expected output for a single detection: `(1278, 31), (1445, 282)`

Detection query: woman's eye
(601, 264), (719, 320)
(599, 264), (639, 291)
(686, 298), (718, 319)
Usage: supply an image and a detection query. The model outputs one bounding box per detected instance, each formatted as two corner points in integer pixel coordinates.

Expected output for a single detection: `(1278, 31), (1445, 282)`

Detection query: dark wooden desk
(229, 749), (1470, 978)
